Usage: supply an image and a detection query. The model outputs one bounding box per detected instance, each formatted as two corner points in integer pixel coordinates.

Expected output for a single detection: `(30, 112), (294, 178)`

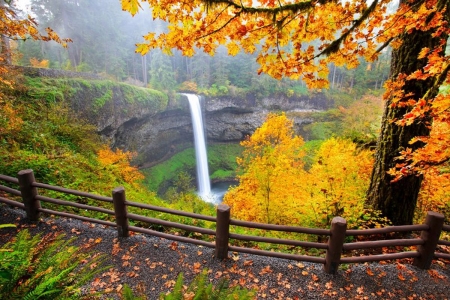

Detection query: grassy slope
(0, 75), (181, 215)
(142, 144), (243, 194)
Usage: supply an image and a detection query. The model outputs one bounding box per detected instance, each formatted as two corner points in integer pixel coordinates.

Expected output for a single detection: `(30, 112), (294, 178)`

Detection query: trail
(1, 206), (449, 299)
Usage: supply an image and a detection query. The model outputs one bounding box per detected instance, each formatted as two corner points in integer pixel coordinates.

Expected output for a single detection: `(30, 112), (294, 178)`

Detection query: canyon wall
(112, 93), (331, 166)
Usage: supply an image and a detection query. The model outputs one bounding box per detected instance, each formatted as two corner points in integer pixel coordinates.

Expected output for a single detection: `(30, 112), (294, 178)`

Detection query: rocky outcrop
(18, 67), (328, 166)
(113, 94), (329, 166)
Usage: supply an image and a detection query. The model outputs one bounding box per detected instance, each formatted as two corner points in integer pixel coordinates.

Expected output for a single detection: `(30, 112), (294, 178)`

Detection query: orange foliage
(124, 0), (447, 89)
(124, 0), (450, 220)
(29, 57), (50, 68)
(0, 101), (23, 137)
(413, 117), (450, 221)
(178, 81), (198, 93)
(418, 165), (450, 221)
(97, 146), (144, 184)
(1, 2), (70, 101)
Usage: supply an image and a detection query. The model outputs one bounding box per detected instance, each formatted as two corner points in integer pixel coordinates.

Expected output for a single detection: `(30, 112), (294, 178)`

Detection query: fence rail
(0, 169), (449, 274)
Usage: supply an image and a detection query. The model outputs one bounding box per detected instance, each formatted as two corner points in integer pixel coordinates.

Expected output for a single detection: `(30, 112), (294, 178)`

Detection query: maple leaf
(122, 254), (132, 260)
(428, 269), (446, 279)
(296, 262), (305, 269)
(111, 242), (121, 256)
(121, 0), (141, 16)
(244, 260), (254, 266)
(356, 286), (364, 294)
(260, 265), (273, 275)
(169, 241), (178, 251)
(193, 262), (202, 274)
(366, 267), (374, 276)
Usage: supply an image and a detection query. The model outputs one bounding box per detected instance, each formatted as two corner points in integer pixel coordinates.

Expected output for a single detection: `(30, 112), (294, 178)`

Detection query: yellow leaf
(121, 0), (141, 16)
(227, 41), (240, 56)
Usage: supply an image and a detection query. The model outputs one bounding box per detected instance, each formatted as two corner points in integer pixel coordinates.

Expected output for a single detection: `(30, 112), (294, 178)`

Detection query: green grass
(142, 144), (242, 194)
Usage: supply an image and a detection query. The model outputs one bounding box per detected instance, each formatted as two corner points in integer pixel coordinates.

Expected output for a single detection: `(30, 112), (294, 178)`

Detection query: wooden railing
(1, 169), (449, 274)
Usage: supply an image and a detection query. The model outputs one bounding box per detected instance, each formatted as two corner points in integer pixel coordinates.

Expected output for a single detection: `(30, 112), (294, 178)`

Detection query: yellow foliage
(0, 100), (23, 137)
(224, 114), (374, 228)
(224, 113), (307, 225)
(29, 57), (50, 68)
(418, 166), (450, 222)
(97, 146), (144, 185)
(303, 138), (374, 227)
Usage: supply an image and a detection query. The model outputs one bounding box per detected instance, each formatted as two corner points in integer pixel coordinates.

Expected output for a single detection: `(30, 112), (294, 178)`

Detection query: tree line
(7, 0), (389, 97)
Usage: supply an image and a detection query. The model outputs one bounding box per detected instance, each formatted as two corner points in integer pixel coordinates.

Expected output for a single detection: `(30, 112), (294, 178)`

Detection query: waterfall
(184, 94), (212, 199)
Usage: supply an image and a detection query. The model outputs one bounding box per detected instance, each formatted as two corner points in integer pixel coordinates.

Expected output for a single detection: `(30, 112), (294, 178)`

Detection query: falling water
(184, 94), (212, 199)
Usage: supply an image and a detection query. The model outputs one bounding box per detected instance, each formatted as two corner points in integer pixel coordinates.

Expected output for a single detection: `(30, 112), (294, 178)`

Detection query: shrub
(0, 229), (107, 299)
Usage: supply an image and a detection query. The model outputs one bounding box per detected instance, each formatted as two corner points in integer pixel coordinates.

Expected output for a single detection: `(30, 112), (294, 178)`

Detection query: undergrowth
(0, 229), (107, 299)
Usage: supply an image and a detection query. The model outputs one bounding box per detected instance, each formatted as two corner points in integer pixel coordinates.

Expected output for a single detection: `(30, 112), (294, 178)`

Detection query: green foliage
(0, 230), (107, 300)
(23, 76), (168, 113)
(121, 284), (146, 300)
(93, 89), (113, 111)
(0, 224), (16, 229)
(143, 144), (242, 196)
(203, 84), (229, 97)
(353, 208), (392, 230)
(159, 270), (256, 300)
(300, 140), (324, 170)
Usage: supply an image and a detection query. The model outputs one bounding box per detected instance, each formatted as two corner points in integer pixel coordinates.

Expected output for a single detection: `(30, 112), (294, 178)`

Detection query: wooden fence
(0, 169), (449, 274)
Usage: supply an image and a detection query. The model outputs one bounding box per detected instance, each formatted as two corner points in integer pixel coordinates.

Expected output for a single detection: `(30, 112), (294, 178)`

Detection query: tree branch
(319, 0), (379, 57)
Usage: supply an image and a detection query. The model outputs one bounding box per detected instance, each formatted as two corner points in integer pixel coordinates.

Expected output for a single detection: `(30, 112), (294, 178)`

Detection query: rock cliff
(18, 67), (330, 167)
(112, 93), (331, 166)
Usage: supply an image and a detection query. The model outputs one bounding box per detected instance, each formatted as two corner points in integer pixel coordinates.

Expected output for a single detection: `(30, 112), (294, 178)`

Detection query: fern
(121, 284), (147, 300)
(0, 229), (107, 300)
(159, 270), (256, 300)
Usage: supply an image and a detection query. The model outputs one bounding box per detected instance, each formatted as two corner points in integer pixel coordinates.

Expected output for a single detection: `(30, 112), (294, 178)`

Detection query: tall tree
(366, 0), (449, 224)
(124, 0), (450, 225)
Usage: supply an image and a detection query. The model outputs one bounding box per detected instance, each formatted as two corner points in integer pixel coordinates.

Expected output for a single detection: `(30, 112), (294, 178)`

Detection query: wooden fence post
(215, 204), (230, 260)
(18, 169), (41, 222)
(413, 211), (444, 269)
(324, 216), (347, 274)
(113, 186), (129, 237)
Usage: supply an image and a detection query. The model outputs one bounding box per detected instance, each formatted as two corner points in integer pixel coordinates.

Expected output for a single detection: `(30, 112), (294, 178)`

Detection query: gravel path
(1, 205), (449, 299)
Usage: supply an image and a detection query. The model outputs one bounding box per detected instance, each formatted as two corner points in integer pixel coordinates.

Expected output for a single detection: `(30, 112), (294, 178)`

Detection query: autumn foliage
(0, 2), (70, 87)
(224, 113), (305, 224)
(97, 146), (144, 185)
(29, 57), (49, 68)
(123, 0), (449, 225)
(224, 114), (374, 227)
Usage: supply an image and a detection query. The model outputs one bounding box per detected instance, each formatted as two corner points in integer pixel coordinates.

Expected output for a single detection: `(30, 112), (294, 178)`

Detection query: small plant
(0, 229), (107, 299)
(120, 284), (146, 300)
(160, 269), (256, 299)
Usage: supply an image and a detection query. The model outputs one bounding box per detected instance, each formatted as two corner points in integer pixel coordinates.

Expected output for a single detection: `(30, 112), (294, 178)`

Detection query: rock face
(18, 67), (329, 166)
(112, 93), (331, 166)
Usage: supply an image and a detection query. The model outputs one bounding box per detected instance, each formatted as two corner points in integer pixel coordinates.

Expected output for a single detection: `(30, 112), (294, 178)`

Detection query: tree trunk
(366, 0), (449, 225)
(1, 35), (12, 65)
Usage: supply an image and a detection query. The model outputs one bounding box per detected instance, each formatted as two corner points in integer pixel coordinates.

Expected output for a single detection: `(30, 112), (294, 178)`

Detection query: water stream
(184, 94), (212, 201)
